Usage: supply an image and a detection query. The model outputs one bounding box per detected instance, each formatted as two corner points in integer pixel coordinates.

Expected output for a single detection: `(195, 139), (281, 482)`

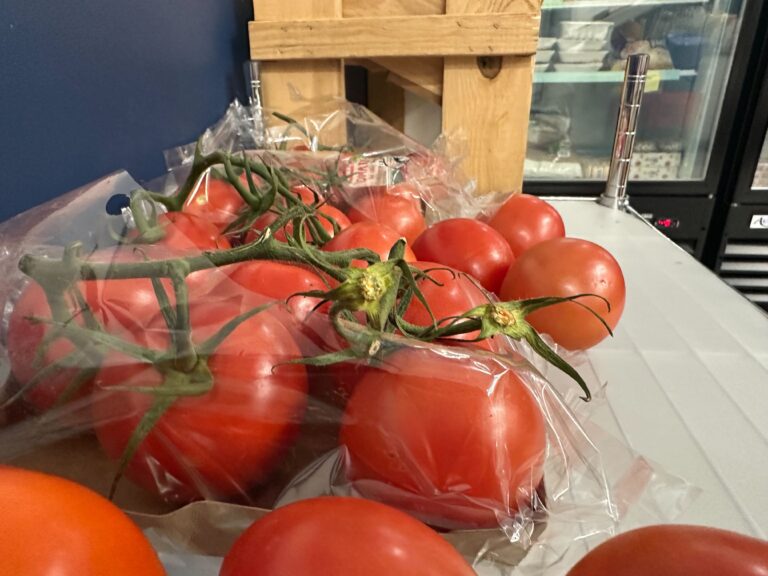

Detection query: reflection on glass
(752, 136), (768, 190)
(526, 0), (745, 182)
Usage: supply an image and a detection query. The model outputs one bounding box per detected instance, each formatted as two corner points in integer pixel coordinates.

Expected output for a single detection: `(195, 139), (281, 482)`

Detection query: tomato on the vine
(567, 525), (768, 576)
(0, 467), (164, 576)
(341, 347), (546, 529)
(323, 222), (416, 267)
(226, 261), (328, 321)
(346, 183), (426, 245)
(403, 262), (500, 352)
(487, 194), (565, 257)
(246, 185), (351, 244)
(183, 171), (247, 231)
(6, 247), (185, 412)
(6, 281), (90, 412)
(412, 218), (514, 294)
(152, 212), (230, 252)
(91, 297), (308, 503)
(500, 237), (625, 351)
(220, 497), (476, 576)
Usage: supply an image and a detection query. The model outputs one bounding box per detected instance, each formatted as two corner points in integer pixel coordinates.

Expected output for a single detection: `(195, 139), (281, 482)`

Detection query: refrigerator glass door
(527, 0), (746, 182)
(752, 134), (768, 191)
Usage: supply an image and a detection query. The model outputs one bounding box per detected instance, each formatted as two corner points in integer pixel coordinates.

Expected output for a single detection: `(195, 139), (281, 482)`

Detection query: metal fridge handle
(598, 54), (650, 210)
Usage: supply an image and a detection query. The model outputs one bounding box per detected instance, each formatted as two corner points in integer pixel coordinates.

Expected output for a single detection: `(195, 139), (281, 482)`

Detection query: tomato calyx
(307, 262), (401, 330)
(70, 302), (273, 499)
(440, 294), (613, 401)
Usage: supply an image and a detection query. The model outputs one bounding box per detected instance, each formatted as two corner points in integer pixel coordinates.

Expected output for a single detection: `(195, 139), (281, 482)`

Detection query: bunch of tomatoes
(3, 144), (762, 575)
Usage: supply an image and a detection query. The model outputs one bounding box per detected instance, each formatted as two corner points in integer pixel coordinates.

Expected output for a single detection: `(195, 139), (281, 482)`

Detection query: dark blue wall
(0, 1), (252, 222)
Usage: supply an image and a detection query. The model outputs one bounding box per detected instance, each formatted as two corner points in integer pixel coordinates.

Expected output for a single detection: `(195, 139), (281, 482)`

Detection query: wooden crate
(249, 0), (541, 194)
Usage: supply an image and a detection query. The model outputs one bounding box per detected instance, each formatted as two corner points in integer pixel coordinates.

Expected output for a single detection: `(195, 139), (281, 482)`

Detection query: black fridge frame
(722, 39), (768, 207)
(524, 0), (768, 203)
(701, 0), (768, 267)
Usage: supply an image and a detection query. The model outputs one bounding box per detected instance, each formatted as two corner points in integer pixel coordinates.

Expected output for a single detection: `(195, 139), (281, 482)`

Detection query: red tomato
(290, 184), (323, 204)
(500, 237), (625, 351)
(152, 212), (230, 251)
(567, 525), (768, 576)
(91, 297), (308, 503)
(183, 171), (247, 230)
(403, 262), (501, 352)
(83, 246), (218, 336)
(247, 205), (351, 244)
(0, 467), (164, 576)
(126, 211), (229, 252)
(226, 261), (328, 321)
(6, 281), (88, 411)
(246, 184), (351, 244)
(488, 194), (565, 257)
(341, 347), (546, 529)
(6, 247), (177, 412)
(412, 218), (514, 294)
(220, 497), (475, 576)
(6, 241), (246, 413)
(295, 311), (368, 405)
(347, 184), (426, 245)
(323, 222), (416, 267)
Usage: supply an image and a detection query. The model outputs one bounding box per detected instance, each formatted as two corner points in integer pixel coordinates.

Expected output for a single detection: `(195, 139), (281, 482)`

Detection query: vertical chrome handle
(599, 54), (650, 210)
(244, 61), (263, 108)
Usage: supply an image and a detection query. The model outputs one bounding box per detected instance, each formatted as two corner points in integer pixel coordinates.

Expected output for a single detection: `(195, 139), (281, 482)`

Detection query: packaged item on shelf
(666, 33), (704, 70)
(538, 37), (557, 50)
(554, 62), (606, 72)
(634, 141), (659, 153)
(559, 21), (614, 42)
(558, 50), (609, 64)
(580, 157), (611, 181)
(629, 151), (682, 180)
(619, 41), (674, 70)
(536, 50), (555, 65)
(754, 161), (768, 189)
(528, 109), (570, 148)
(557, 38), (609, 52)
(524, 157), (584, 179)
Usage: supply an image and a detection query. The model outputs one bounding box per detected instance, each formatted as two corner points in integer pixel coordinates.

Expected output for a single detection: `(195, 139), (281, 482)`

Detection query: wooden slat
(371, 57), (443, 103)
(249, 13), (539, 60)
(252, 0), (344, 113)
(442, 0), (536, 193)
(342, 0), (445, 17)
(367, 69), (406, 131)
(342, 0), (540, 17)
(344, 0), (444, 101)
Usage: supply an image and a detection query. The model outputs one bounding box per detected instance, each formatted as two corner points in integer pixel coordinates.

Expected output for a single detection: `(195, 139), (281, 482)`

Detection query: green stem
(148, 150), (293, 211)
(168, 263), (197, 372)
(19, 236), (378, 289)
(222, 154), (261, 210)
(128, 191), (165, 243)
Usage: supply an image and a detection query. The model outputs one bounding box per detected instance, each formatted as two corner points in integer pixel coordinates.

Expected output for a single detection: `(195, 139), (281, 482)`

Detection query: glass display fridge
(711, 39), (768, 313)
(524, 0), (765, 260)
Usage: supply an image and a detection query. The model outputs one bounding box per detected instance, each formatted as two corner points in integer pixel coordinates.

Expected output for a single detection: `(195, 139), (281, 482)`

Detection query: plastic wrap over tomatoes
(0, 100), (666, 576)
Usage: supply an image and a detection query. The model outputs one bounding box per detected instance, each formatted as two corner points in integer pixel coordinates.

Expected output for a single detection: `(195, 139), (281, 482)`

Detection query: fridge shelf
(534, 68), (697, 83)
(542, 0), (707, 9)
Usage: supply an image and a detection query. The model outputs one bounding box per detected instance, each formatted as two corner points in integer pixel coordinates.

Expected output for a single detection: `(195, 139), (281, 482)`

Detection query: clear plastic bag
(162, 98), (511, 225)
(0, 101), (695, 575)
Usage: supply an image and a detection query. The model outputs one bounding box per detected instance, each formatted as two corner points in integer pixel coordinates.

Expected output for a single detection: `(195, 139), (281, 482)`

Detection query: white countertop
(161, 198), (768, 576)
(553, 198), (768, 538)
